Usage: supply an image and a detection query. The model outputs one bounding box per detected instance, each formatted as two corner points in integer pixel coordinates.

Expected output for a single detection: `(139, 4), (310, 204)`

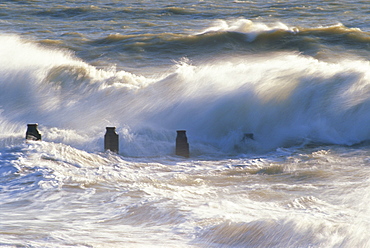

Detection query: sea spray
(2, 1), (370, 247)
(2, 33), (370, 155)
(198, 19), (298, 42)
(139, 55), (370, 153)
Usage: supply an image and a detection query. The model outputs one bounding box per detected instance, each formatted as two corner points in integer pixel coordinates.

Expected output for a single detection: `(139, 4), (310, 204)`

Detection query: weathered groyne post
(176, 130), (189, 158)
(243, 133), (254, 141)
(26, 124), (41, 141)
(104, 127), (119, 153)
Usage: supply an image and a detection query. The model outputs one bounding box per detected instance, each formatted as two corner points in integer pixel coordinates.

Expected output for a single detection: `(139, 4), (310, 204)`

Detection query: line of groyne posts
(25, 124), (190, 158)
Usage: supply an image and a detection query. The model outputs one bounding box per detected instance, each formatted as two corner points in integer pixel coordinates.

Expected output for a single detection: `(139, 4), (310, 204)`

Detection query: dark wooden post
(176, 130), (189, 158)
(242, 133), (254, 141)
(26, 124), (41, 141)
(104, 127), (119, 153)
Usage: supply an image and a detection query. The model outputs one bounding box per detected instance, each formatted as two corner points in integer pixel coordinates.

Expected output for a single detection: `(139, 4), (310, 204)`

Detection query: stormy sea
(1, 0), (370, 247)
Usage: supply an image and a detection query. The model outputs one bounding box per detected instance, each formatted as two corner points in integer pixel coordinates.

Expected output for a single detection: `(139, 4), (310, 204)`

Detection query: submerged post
(242, 133), (254, 141)
(26, 124), (41, 141)
(104, 127), (119, 153)
(176, 130), (189, 158)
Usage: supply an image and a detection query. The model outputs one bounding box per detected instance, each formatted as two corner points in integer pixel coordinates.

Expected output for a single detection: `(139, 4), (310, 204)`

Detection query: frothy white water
(2, 1), (370, 247)
(2, 141), (370, 247)
(198, 19), (298, 41)
(1, 34), (370, 156)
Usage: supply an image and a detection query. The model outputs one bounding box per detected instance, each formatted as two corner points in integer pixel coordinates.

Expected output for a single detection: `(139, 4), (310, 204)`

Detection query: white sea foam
(1, 34), (370, 155)
(1, 3), (370, 246)
(198, 19), (298, 41)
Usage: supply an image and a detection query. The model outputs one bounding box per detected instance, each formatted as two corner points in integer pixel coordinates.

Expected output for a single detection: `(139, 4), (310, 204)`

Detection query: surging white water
(2, 140), (370, 247)
(2, 34), (370, 156)
(2, 1), (370, 246)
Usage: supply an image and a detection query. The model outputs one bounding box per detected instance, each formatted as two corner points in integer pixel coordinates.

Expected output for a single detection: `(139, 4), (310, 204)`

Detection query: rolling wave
(85, 20), (370, 64)
(1, 21), (370, 155)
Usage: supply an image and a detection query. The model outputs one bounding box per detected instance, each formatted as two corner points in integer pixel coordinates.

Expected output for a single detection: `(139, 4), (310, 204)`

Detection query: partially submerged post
(104, 127), (119, 153)
(242, 133), (254, 141)
(26, 124), (41, 141)
(176, 130), (189, 158)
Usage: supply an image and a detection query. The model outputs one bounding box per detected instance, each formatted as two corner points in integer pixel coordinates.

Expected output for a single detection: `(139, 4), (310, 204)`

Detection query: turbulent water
(1, 1), (370, 247)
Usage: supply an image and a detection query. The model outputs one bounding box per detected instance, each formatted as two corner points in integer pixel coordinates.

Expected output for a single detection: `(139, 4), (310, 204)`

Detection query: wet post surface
(26, 124), (41, 141)
(176, 130), (189, 158)
(104, 127), (119, 153)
